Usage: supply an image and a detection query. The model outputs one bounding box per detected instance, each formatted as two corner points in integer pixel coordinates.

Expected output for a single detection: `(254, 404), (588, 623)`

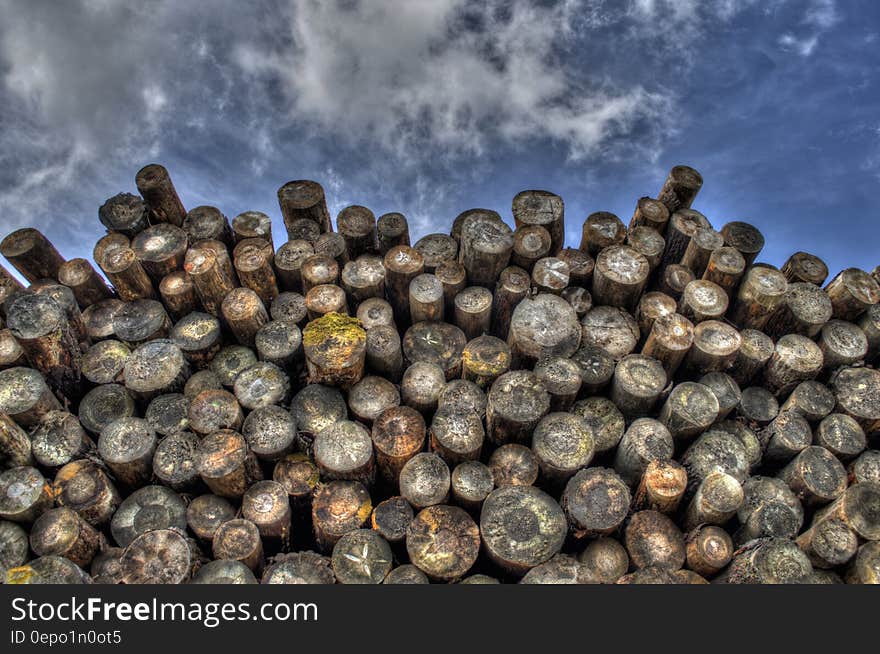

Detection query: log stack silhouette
(1, 163), (879, 584)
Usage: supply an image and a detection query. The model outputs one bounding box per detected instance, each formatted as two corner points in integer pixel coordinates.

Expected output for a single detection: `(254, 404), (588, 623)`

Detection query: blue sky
(0, 0), (878, 278)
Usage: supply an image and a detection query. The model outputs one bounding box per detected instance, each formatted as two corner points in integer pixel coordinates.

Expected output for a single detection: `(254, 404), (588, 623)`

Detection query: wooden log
(490, 266), (530, 340)
(278, 180), (332, 236)
(97, 417), (157, 489)
(488, 444), (539, 487)
(824, 268), (880, 320)
(763, 333), (824, 396)
(347, 375), (399, 425)
(0, 412), (33, 468)
(683, 319), (741, 375)
(781, 251), (829, 286)
(123, 339), (190, 403)
(486, 370), (550, 445)
(813, 481), (880, 542)
(213, 519), (263, 573)
(780, 380), (835, 422)
(231, 211), (273, 248)
(818, 319), (868, 373)
(185, 494), (236, 542)
(98, 192), (150, 237)
(402, 321), (466, 380)
(82, 298), (125, 341)
(0, 228), (65, 283)
(629, 196), (670, 234)
(680, 227), (723, 278)
(6, 293), (83, 403)
(371, 496), (413, 545)
(626, 226), (665, 272)
(764, 282), (832, 339)
(183, 205), (233, 246)
(701, 246), (745, 298)
(170, 311), (222, 368)
(640, 312), (693, 377)
(561, 286), (592, 318)
(655, 263), (694, 300)
(135, 164), (186, 226)
(332, 529), (393, 584)
(759, 410), (811, 463)
(221, 287), (268, 347)
(508, 293), (581, 368)
(657, 165), (702, 214)
(30, 410), (93, 471)
(532, 356), (581, 412)
(233, 361), (290, 410)
(52, 459), (120, 526)
(6, 555), (91, 584)
(413, 233), (458, 274)
(310, 226), (346, 267)
(192, 560), (257, 584)
(239, 406), (296, 464)
(683, 471), (743, 530)
(611, 354), (667, 418)
(571, 396), (625, 454)
(726, 328), (773, 387)
(382, 245), (424, 327)
(408, 273), (444, 323)
(406, 505), (480, 581)
(685, 525), (733, 578)
(562, 467), (630, 537)
(377, 212), (410, 254)
(714, 418), (762, 471)
(0, 521), (30, 577)
(300, 254), (339, 293)
(657, 381), (719, 441)
(0, 329), (26, 371)
(365, 324), (404, 382)
(145, 392), (189, 437)
(305, 284), (348, 321)
(512, 190), (565, 254)
(632, 459), (688, 514)
(429, 406), (484, 466)
(737, 386), (779, 426)
(576, 537), (629, 584)
(112, 298), (170, 347)
(242, 480), (291, 541)
(858, 304), (880, 363)
(78, 384), (136, 436)
(340, 255), (385, 305)
(849, 450), (880, 485)
(99, 247), (156, 301)
(93, 232), (130, 269)
(0, 466), (52, 523)
(480, 485), (566, 576)
(556, 248), (594, 288)
(815, 413), (866, 461)
(678, 279), (728, 323)
(255, 319), (302, 370)
(188, 389), (243, 435)
(356, 297), (394, 330)
(195, 428), (262, 499)
(437, 379), (486, 419)
(779, 446), (847, 506)
(831, 366), (880, 435)
(728, 265), (788, 330)
(434, 260), (467, 317)
(261, 551), (335, 584)
(290, 383), (347, 453)
(302, 312), (366, 388)
(569, 345), (613, 396)
(519, 553), (597, 584)
(717, 538), (813, 584)
(457, 210), (514, 287)
(796, 518), (858, 569)
(681, 430), (750, 493)
(531, 412), (595, 485)
(337, 206), (377, 259)
(579, 211), (625, 256)
(235, 239), (279, 304)
(511, 225), (551, 271)
(284, 219), (322, 245)
(399, 452), (450, 509)
(720, 221), (764, 266)
(531, 257), (569, 295)
(159, 271), (200, 320)
(152, 430), (200, 491)
(847, 542), (880, 584)
(612, 418), (673, 485)
(450, 461), (494, 513)
(625, 510), (686, 570)
(183, 246), (235, 316)
(580, 306), (640, 362)
(635, 291), (677, 340)
(57, 258), (113, 308)
(453, 286), (493, 338)
(131, 224), (188, 282)
(274, 240), (314, 292)
(659, 209), (710, 271)
(0, 366), (62, 428)
(110, 485), (187, 547)
(183, 369), (222, 399)
(371, 405), (426, 486)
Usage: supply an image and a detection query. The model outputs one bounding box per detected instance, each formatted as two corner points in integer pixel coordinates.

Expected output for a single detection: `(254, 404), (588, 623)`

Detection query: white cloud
(778, 33), (819, 56)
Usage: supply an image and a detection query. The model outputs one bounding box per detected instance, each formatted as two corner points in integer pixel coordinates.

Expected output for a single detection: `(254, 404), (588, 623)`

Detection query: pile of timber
(0, 163), (879, 585)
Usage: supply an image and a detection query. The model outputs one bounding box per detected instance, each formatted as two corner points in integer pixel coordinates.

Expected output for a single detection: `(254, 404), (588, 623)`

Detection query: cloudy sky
(1, 0), (878, 278)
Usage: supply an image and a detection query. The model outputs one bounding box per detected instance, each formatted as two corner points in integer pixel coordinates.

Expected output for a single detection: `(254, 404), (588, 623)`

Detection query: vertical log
(657, 165), (702, 214)
(490, 266), (530, 340)
(278, 180), (333, 236)
(629, 197), (670, 234)
(183, 205), (233, 246)
(512, 190), (565, 254)
(232, 211), (273, 248)
(377, 212), (410, 254)
(98, 193), (150, 237)
(135, 164), (186, 227)
(413, 234), (458, 274)
(458, 210), (514, 287)
(274, 240), (314, 292)
(579, 212), (626, 256)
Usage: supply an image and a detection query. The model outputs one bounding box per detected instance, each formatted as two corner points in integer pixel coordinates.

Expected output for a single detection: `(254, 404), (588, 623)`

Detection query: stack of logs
(1, 163), (879, 585)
